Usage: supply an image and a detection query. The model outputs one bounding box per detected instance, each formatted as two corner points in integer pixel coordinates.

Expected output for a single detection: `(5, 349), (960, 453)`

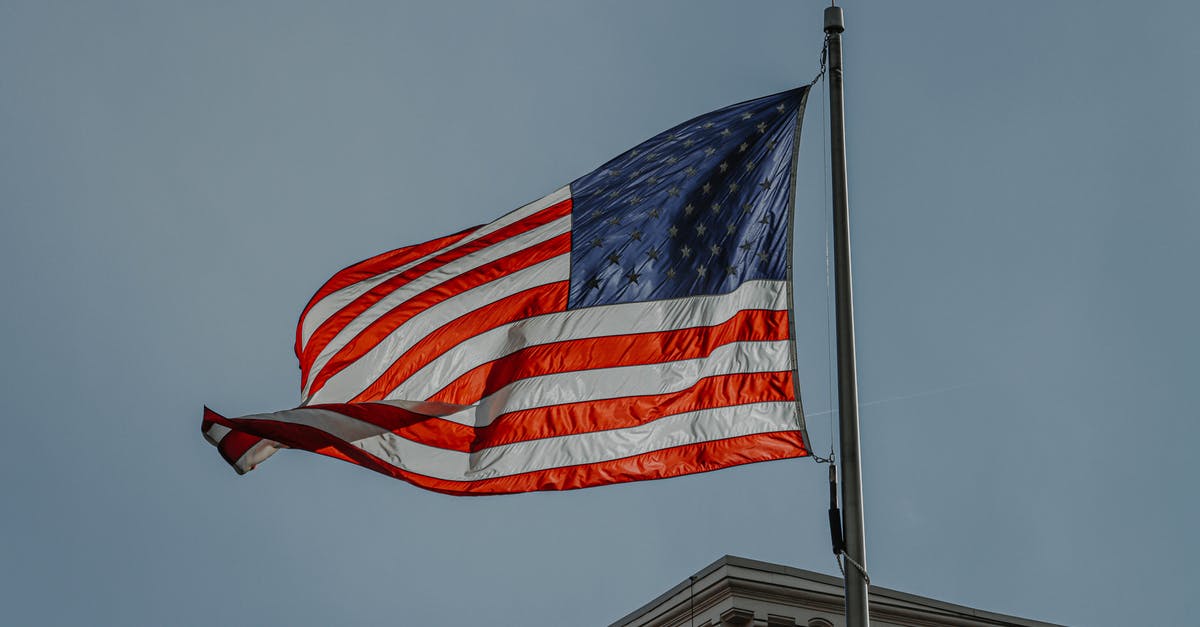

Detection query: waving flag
(203, 87), (812, 495)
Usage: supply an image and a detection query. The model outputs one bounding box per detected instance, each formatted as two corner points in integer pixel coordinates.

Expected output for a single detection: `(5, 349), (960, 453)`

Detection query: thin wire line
(688, 575), (696, 627)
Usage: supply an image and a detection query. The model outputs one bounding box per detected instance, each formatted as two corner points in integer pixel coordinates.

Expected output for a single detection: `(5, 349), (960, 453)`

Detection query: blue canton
(568, 88), (808, 309)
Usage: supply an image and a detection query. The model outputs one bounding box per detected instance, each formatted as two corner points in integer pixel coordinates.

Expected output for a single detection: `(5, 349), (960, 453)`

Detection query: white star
(741, 112), (753, 120)
(668, 225), (679, 237)
(702, 182), (712, 194)
(709, 243), (722, 255)
(667, 186), (681, 197)
(739, 142), (749, 153)
(684, 203), (694, 215)
(683, 139), (695, 148)
(756, 122), (767, 133)
(776, 103), (786, 113)
(696, 265), (707, 277)
(684, 166), (697, 177)
(720, 128), (732, 137)
(726, 223), (737, 235)
(681, 245), (693, 259)
(728, 182), (739, 193)
(711, 202), (721, 213)
(695, 223), (707, 236)
(704, 147), (716, 157)
(719, 162), (729, 173)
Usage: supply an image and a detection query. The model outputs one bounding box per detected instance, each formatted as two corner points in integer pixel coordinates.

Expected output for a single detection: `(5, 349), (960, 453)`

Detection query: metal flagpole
(824, 4), (870, 627)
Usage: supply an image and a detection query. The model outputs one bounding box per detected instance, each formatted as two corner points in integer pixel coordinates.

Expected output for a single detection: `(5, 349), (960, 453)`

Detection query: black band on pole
(828, 464), (845, 554)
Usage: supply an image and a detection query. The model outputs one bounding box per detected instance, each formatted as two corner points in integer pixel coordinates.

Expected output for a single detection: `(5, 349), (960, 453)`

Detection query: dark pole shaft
(824, 6), (870, 627)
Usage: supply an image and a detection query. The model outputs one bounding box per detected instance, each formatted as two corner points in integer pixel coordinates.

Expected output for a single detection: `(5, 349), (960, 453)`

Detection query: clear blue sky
(2, 1), (1197, 625)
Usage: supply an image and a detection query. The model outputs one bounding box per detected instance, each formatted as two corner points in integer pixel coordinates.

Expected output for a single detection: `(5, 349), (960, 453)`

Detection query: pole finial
(824, 6), (845, 34)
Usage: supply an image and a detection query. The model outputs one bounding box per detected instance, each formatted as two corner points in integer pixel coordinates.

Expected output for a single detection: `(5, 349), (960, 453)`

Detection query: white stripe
(203, 422), (231, 445)
(450, 339), (793, 427)
(306, 254), (571, 404)
(211, 399), (474, 474)
(246, 401), (798, 482)
(299, 185), (571, 348)
(302, 214), (570, 398)
(387, 280), (789, 401)
(232, 439), (282, 475)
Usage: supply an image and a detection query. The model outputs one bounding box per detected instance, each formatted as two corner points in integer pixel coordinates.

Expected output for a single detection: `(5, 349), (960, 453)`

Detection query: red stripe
(339, 371), (793, 452)
(217, 432), (260, 466)
(449, 430), (809, 495)
(305, 232), (571, 400)
(303, 402), (477, 453)
(294, 227), (477, 360)
(431, 309), (791, 405)
(349, 282), (570, 403)
(208, 371), (793, 458)
(203, 407), (263, 468)
(299, 199), (571, 388)
(204, 410), (374, 471)
(202, 408), (807, 495)
(470, 370), (796, 450)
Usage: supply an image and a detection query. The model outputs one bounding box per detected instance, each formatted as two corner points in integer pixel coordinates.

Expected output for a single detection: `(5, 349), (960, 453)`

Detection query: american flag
(203, 87), (812, 495)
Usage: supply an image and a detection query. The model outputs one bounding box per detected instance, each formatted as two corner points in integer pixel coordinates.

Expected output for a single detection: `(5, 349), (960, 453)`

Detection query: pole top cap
(824, 6), (844, 33)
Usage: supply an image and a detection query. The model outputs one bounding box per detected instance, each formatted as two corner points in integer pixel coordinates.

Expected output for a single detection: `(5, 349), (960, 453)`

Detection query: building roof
(610, 555), (1064, 627)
